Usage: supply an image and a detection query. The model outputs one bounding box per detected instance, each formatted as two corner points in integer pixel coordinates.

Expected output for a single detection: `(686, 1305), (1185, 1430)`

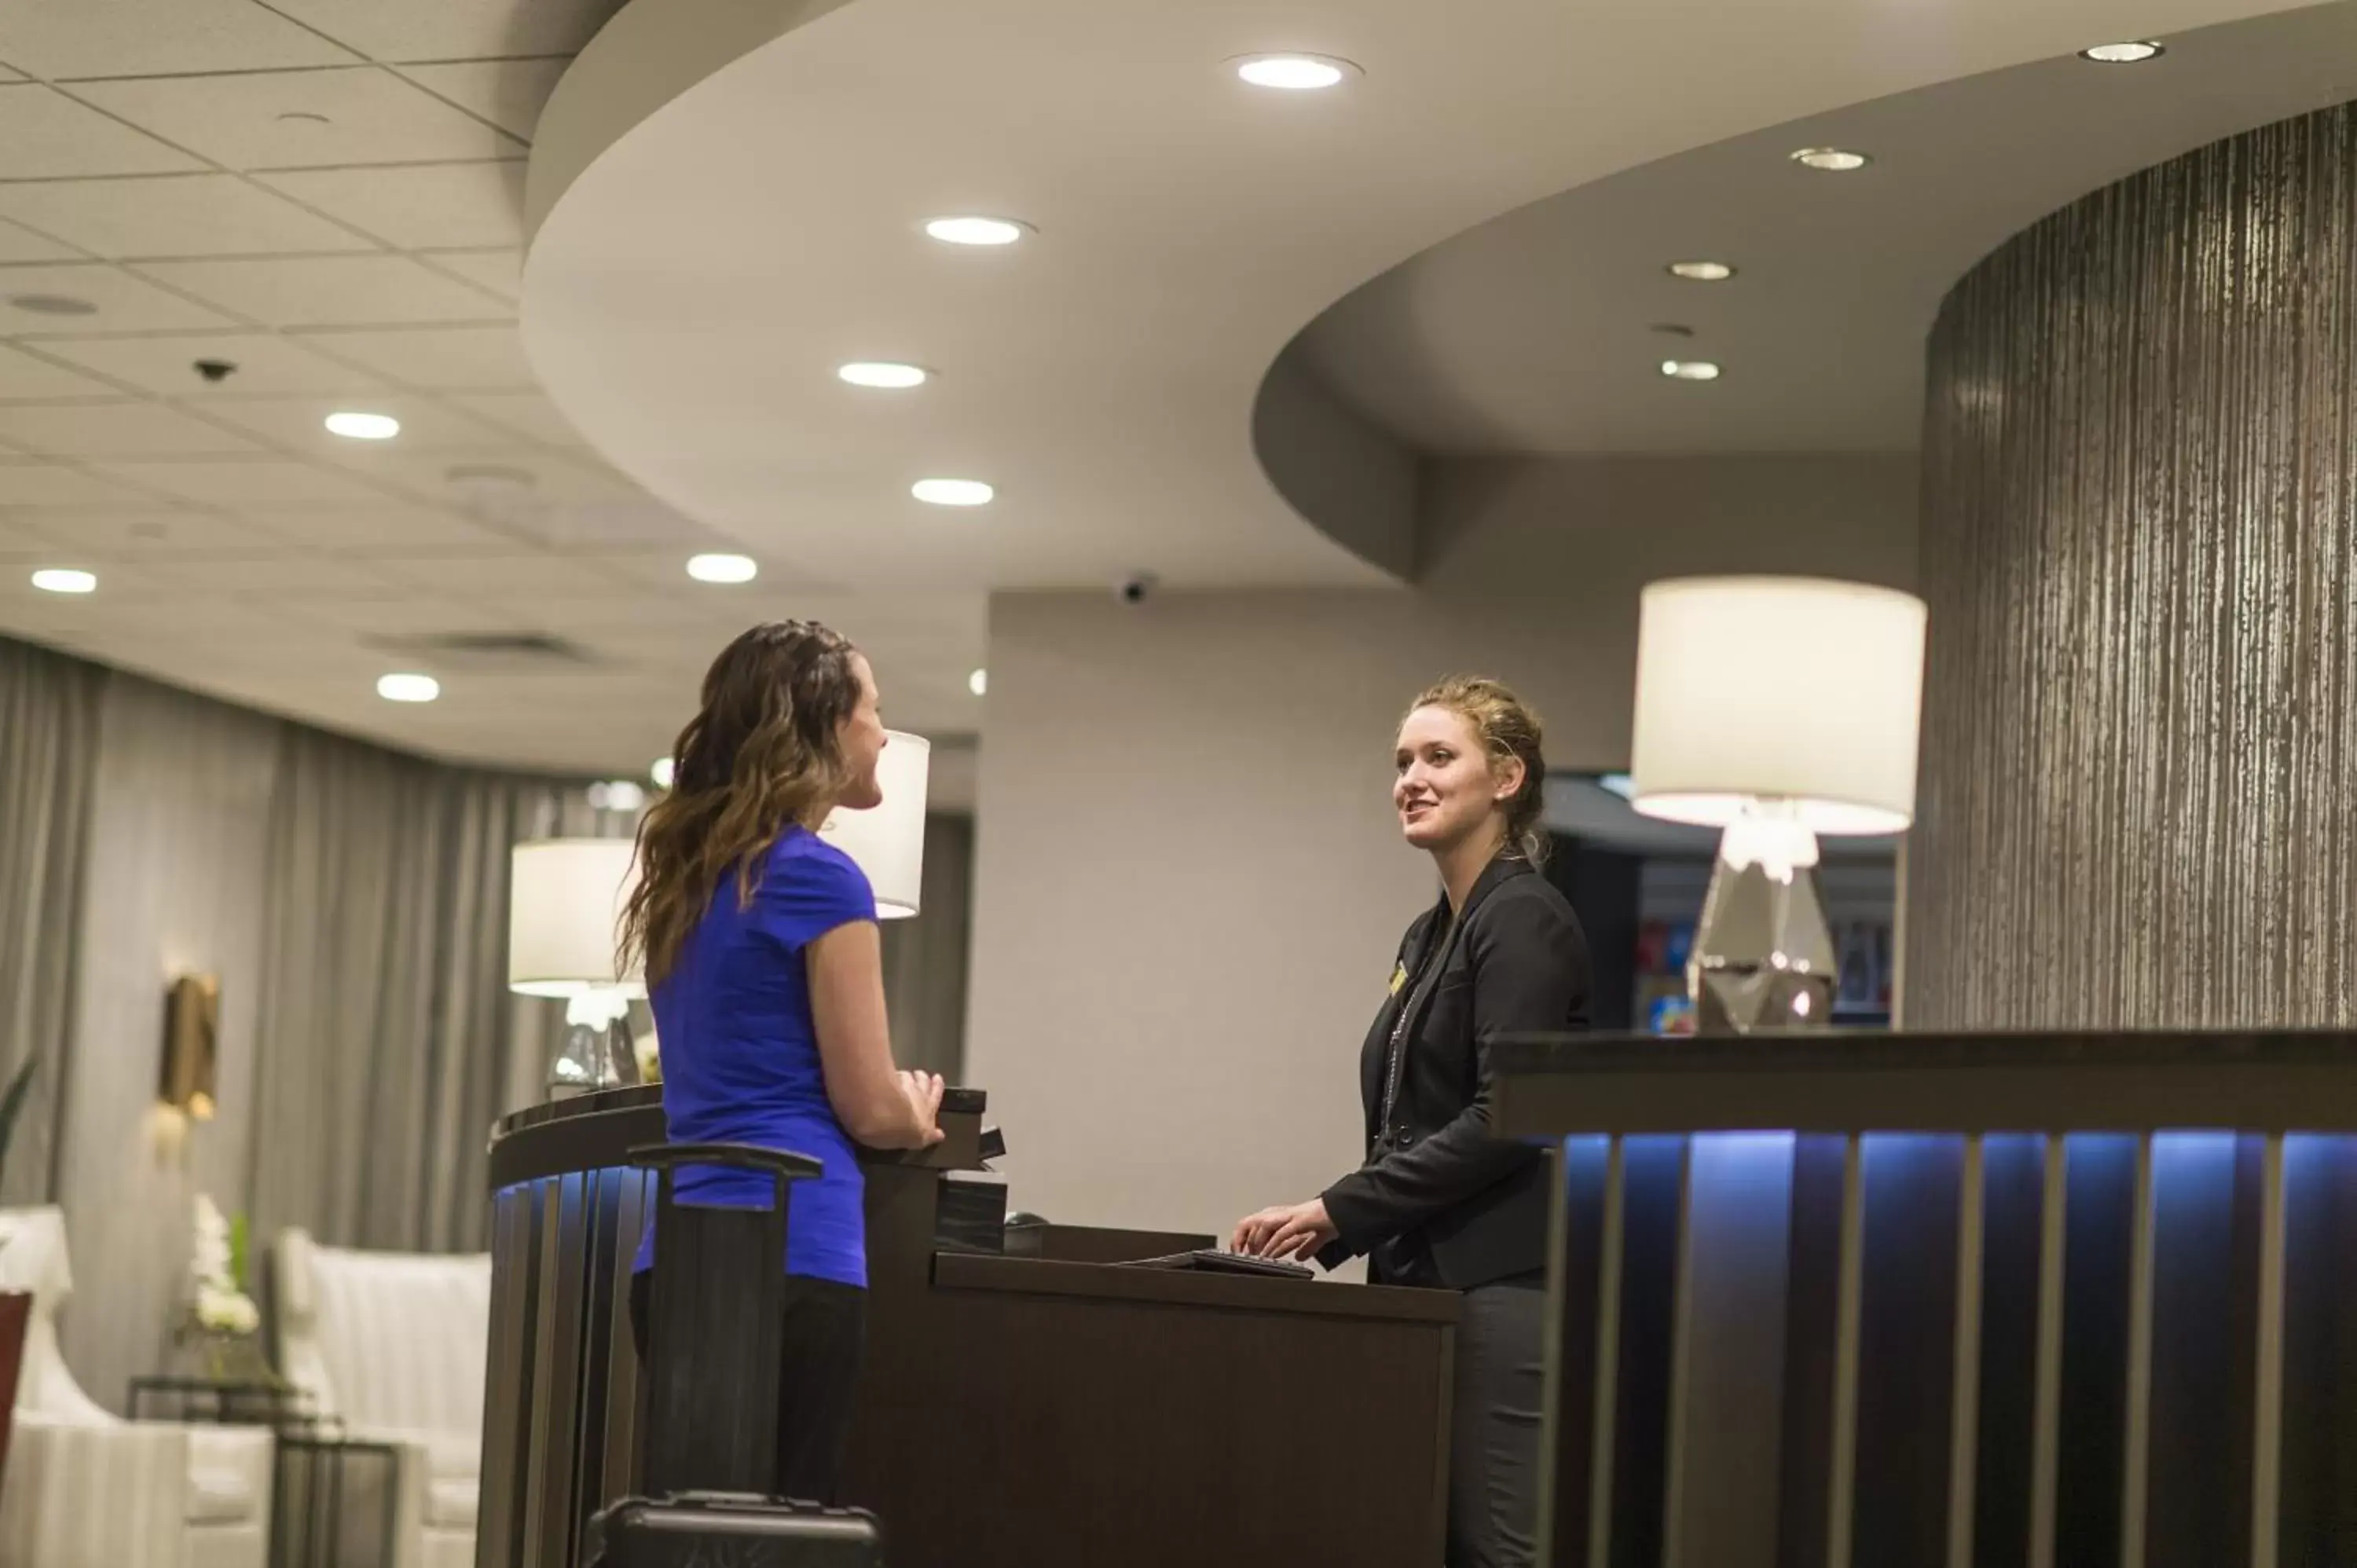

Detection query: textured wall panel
(1909, 103), (2357, 1028)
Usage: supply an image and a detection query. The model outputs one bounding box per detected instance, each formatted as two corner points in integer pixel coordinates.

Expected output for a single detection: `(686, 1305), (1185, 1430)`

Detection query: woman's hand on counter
(1230, 1199), (1336, 1261)
(898, 1070), (948, 1148)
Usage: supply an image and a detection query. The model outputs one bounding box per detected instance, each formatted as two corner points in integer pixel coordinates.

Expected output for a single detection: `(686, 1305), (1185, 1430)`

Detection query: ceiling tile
(240, 502), (526, 555)
(89, 456), (399, 505)
(0, 264), (241, 335)
(0, 174), (376, 260)
(271, 590), (535, 637)
(335, 445), (638, 510)
(291, 324), (534, 390)
(159, 552), (404, 596)
(417, 248), (519, 302)
(0, 344), (123, 401)
(396, 58), (570, 141)
(0, 84), (203, 178)
(196, 392), (511, 454)
(0, 460), (170, 507)
(8, 506), (285, 556)
(258, 161), (526, 250)
(70, 68), (518, 171)
(0, 556), (188, 600)
(448, 387), (581, 444)
(134, 255), (511, 328)
(0, 0), (355, 79)
(261, 1), (615, 63)
(40, 331), (390, 397)
(0, 401), (262, 457)
(0, 218), (79, 263)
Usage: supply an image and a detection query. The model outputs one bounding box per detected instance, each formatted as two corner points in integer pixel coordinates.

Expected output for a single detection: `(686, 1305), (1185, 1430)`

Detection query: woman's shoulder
(1474, 867), (1585, 937)
(761, 827), (874, 897)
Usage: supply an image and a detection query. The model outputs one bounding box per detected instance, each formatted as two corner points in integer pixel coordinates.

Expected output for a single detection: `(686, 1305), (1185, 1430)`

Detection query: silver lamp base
(1688, 819), (1838, 1035)
(547, 998), (641, 1097)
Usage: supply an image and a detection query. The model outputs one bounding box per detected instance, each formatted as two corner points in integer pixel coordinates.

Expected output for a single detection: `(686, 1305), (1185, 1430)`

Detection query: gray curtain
(0, 639), (101, 1203)
(879, 815), (973, 1080)
(244, 727), (609, 1253)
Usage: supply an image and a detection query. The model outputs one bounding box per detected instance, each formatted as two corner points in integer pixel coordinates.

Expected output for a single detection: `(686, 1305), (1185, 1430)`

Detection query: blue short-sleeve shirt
(631, 826), (876, 1288)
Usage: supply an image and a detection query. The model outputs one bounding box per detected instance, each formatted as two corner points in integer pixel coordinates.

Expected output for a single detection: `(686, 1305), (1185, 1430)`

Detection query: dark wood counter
(475, 1086), (1457, 1568)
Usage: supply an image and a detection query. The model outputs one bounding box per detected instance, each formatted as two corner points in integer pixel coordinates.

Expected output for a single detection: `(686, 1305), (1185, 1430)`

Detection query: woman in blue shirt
(619, 619), (945, 1504)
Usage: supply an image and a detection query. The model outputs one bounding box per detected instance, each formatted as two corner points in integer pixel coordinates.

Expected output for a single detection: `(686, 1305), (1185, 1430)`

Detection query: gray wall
(966, 454), (1918, 1245)
(1908, 101), (2357, 1027)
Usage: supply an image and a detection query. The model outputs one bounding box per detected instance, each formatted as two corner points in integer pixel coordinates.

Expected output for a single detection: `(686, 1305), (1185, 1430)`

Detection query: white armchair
(0, 1206), (273, 1568)
(272, 1230), (489, 1568)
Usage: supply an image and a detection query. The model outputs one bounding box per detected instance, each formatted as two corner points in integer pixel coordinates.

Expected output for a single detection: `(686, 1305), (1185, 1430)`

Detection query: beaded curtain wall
(1909, 101), (2357, 1028)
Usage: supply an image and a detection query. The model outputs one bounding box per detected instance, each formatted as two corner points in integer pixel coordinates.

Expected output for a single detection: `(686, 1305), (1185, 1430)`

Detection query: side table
(269, 1426), (401, 1568)
(127, 1374), (311, 1427)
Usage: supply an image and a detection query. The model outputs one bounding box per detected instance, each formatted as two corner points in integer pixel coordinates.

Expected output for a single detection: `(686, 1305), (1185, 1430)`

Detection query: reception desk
(476, 1086), (1458, 1568)
(1490, 1029), (2357, 1568)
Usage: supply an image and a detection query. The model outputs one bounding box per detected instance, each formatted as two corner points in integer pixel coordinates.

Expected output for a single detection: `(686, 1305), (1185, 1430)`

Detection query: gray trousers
(1448, 1273), (1547, 1568)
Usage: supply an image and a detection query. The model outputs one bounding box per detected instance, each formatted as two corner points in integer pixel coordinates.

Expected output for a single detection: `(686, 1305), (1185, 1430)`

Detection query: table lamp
(509, 838), (645, 1094)
(816, 731), (930, 918)
(1628, 577), (1926, 1033)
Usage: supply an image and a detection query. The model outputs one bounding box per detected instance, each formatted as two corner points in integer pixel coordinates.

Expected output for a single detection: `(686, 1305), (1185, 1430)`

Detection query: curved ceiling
(522, 0), (2326, 599)
(1292, 1), (2357, 459)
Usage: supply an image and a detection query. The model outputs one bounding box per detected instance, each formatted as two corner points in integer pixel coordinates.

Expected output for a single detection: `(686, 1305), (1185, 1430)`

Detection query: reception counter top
(475, 1084), (1460, 1568)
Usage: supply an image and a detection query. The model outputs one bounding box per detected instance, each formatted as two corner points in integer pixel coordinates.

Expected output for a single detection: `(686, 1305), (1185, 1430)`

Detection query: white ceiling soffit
(522, 0), (2318, 590)
(1292, 1), (2357, 461)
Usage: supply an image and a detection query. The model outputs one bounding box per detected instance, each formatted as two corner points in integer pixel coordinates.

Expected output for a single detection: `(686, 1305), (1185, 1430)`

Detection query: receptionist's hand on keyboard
(1229, 1198), (1336, 1261)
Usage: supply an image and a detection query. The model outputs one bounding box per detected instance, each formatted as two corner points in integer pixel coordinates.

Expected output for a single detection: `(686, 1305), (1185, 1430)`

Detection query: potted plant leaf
(0, 1056), (40, 1489)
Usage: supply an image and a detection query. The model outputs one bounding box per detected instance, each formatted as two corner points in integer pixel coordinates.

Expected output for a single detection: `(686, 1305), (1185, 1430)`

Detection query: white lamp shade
(508, 838), (645, 998)
(1629, 576), (1926, 835)
(816, 731), (929, 918)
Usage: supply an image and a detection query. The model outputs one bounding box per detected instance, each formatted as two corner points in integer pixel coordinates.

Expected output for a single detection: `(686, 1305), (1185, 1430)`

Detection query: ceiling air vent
(370, 632), (600, 671)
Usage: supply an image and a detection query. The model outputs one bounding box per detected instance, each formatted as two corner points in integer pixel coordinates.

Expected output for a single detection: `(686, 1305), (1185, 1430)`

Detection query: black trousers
(1448, 1273), (1548, 1568)
(629, 1268), (868, 1504)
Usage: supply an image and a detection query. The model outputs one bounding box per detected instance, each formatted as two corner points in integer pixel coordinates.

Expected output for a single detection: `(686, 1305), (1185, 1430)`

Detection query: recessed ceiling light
(1234, 53), (1358, 90)
(377, 672), (439, 703)
(30, 568), (95, 595)
(1660, 360), (1721, 381)
(651, 757), (676, 790)
(324, 410), (400, 440)
(838, 361), (929, 390)
(913, 478), (994, 507)
(2080, 40), (2163, 63)
(1667, 261), (1735, 282)
(925, 216), (1028, 247)
(969, 668), (988, 697)
(687, 552), (758, 584)
(8, 293), (96, 317)
(1791, 147), (1871, 173)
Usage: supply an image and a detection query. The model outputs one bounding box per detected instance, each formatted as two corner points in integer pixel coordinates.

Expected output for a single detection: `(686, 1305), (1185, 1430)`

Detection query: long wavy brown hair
(621, 621), (867, 984)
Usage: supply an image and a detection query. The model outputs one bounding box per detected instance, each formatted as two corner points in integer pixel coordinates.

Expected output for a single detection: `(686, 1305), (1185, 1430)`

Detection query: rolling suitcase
(586, 1142), (885, 1566)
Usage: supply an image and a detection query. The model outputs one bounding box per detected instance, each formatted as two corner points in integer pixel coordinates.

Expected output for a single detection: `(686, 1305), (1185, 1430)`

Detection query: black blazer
(1318, 854), (1590, 1290)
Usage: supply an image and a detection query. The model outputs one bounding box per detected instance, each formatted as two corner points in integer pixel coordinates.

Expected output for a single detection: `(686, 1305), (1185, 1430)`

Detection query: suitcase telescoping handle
(629, 1141), (825, 1498)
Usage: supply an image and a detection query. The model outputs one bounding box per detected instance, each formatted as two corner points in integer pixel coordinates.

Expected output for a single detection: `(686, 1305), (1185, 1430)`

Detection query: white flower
(189, 1194), (236, 1294)
(195, 1285), (258, 1337)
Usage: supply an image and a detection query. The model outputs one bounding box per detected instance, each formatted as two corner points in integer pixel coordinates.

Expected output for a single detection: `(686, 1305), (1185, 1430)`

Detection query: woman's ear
(1491, 754), (1527, 804)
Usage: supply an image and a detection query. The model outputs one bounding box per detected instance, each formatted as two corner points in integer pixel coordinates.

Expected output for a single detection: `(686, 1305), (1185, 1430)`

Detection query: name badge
(1388, 962), (1408, 996)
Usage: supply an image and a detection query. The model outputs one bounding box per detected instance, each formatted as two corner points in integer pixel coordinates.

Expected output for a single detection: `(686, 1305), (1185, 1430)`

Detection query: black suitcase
(586, 1143), (885, 1566)
(589, 1492), (882, 1566)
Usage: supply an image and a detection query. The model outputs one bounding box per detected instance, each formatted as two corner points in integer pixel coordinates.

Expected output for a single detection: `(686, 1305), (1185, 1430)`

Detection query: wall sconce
(162, 975), (218, 1121)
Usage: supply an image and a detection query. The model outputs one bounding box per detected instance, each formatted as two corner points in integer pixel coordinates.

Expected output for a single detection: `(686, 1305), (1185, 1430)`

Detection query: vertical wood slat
(2055, 1137), (2139, 1566)
(2027, 1135), (2067, 1568)
(599, 1171), (654, 1509)
(520, 1172), (590, 1568)
(1662, 1136), (1795, 1568)
(1825, 1135), (1864, 1568)
(2275, 1134), (2357, 1559)
(1947, 1136), (1987, 1568)
(478, 1183), (541, 1568)
(1583, 1138), (1626, 1568)
(2247, 1135), (2285, 1568)
(2120, 1136), (2156, 1568)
